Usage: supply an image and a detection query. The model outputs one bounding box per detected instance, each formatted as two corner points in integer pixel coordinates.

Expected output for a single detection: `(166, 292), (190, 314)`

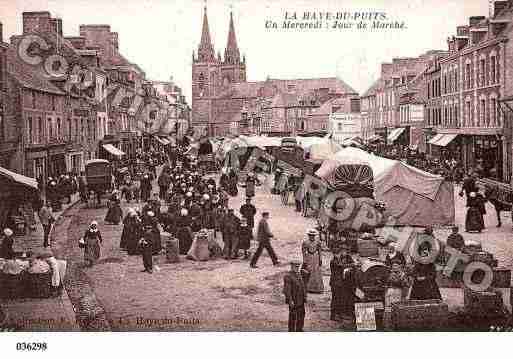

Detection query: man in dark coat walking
(283, 259), (309, 332)
(250, 211), (279, 268)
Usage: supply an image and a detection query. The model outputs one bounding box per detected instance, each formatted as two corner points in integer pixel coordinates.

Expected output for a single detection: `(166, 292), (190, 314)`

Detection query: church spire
(224, 10), (240, 64)
(197, 6), (215, 62)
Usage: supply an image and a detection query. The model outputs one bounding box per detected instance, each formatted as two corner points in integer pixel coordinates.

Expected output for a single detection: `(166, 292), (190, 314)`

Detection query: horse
(484, 187), (512, 227)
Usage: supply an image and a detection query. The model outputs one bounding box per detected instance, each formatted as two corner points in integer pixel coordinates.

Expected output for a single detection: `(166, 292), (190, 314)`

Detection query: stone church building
(191, 7), (359, 137)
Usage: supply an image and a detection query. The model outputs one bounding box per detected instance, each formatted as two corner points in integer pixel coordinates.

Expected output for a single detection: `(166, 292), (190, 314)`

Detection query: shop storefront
(48, 152), (66, 177)
(428, 133), (462, 163)
(66, 151), (83, 174)
(429, 129), (504, 181)
(25, 149), (47, 181)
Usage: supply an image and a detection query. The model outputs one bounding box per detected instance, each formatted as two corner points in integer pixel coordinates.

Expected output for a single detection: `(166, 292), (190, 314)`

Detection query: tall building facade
(427, 0), (513, 182)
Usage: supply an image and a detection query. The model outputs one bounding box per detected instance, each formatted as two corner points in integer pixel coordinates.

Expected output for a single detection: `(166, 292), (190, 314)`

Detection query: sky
(1, 0), (490, 102)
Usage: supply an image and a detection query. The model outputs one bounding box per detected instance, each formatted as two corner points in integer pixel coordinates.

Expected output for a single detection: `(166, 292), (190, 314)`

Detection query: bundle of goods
(0, 255), (66, 299)
(164, 232), (180, 263)
(357, 232), (379, 258)
(329, 164), (374, 199)
(357, 260), (390, 302)
(391, 299), (449, 331)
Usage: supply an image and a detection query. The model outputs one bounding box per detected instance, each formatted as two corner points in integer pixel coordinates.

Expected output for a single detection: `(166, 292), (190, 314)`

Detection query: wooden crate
(492, 268), (511, 289)
(358, 239), (379, 257)
(391, 299), (449, 330)
(463, 287), (503, 318)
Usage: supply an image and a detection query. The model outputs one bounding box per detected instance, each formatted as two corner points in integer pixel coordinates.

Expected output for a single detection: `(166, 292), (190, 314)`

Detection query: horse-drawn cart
(85, 159), (113, 207)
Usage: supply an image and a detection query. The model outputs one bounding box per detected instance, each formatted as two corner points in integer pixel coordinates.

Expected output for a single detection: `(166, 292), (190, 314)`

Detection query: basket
(26, 271), (53, 298)
(391, 299), (449, 330)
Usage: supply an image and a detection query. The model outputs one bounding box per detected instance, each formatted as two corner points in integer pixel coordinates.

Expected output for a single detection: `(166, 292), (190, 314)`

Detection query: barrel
(164, 232), (180, 263)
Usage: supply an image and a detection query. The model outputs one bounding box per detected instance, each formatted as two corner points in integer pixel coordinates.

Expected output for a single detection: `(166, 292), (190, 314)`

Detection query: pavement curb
(51, 198), (112, 331)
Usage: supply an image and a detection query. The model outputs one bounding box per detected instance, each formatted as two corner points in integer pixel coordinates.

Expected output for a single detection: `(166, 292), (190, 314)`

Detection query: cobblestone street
(62, 168), (513, 331)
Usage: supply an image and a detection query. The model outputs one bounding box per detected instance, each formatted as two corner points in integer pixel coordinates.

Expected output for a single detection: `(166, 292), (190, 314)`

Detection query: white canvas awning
(102, 144), (125, 157)
(428, 134), (444, 145)
(387, 127), (406, 143)
(0, 166), (38, 190)
(434, 134), (458, 147)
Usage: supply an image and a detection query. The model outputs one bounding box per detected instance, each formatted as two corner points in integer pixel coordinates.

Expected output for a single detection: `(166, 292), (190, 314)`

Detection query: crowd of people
(78, 142), (278, 275)
(0, 135), (505, 331)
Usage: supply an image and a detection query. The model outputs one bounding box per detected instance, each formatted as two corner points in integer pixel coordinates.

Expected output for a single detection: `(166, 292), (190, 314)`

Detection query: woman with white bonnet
(175, 208), (193, 255)
(80, 221), (103, 267)
(120, 208), (138, 250)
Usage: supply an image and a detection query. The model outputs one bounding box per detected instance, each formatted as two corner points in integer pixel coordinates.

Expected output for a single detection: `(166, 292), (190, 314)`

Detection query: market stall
(316, 147), (455, 227)
(0, 167), (41, 235)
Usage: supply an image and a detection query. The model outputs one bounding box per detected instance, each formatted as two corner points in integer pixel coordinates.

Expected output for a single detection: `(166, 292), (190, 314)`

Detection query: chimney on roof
(494, 1), (509, 17)
(469, 16), (486, 27)
(0, 22), (3, 43)
(23, 11), (52, 34)
(111, 32), (118, 51)
(66, 36), (86, 49)
(50, 17), (63, 36)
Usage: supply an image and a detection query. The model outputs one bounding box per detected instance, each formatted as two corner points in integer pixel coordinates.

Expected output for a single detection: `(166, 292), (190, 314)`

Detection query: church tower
(220, 11), (246, 89)
(191, 7), (247, 136)
(192, 6), (220, 133)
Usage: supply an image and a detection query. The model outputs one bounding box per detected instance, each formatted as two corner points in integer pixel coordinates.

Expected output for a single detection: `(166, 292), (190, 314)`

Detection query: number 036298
(16, 342), (48, 351)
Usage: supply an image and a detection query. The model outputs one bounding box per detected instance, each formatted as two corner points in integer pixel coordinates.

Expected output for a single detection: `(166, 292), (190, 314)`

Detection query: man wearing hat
(0, 228), (15, 259)
(240, 197), (257, 229)
(250, 211), (279, 268)
(283, 258), (308, 331)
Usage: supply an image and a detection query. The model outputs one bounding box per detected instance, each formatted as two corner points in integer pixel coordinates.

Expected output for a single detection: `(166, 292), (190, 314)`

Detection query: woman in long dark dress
(329, 244), (356, 321)
(82, 221), (103, 267)
(409, 243), (442, 301)
(176, 208), (193, 255)
(245, 172), (256, 198)
(105, 190), (123, 225)
(465, 191), (486, 233)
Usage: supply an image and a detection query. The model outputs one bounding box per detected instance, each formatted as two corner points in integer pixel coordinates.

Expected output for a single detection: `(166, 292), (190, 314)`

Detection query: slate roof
(226, 77), (358, 99)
